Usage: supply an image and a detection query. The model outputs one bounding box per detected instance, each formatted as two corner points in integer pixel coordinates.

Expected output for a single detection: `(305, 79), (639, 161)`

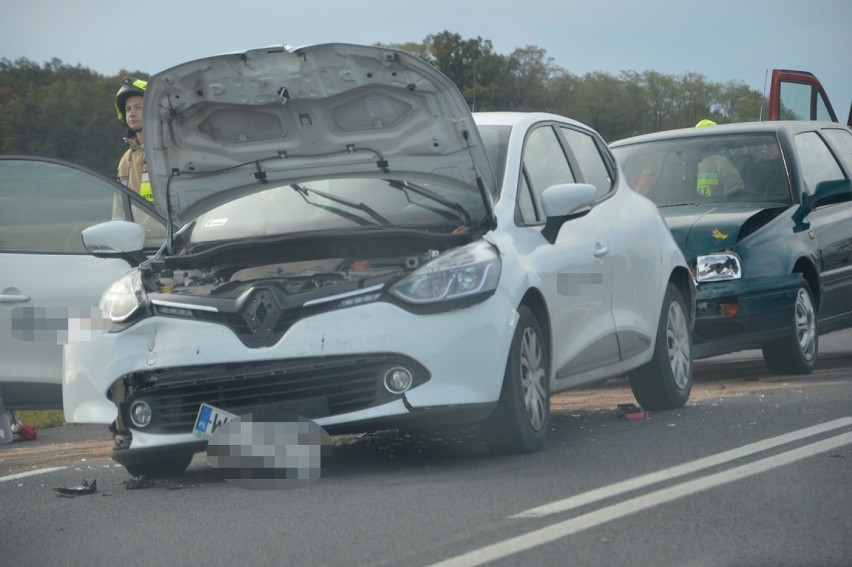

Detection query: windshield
(189, 177), (487, 244)
(612, 133), (793, 207)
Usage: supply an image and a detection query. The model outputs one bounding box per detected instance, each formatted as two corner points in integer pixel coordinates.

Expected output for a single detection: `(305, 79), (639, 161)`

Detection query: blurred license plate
(193, 403), (237, 440)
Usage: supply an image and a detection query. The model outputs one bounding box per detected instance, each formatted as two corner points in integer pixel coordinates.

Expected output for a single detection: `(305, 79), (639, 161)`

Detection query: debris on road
(1, 411), (39, 443)
(617, 403), (650, 421)
(53, 478), (97, 497)
(10, 413), (39, 441)
(124, 477), (155, 490)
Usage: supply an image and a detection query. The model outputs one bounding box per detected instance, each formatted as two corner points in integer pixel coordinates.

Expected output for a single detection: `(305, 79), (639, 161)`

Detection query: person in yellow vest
(115, 77), (152, 202)
(695, 119), (744, 197)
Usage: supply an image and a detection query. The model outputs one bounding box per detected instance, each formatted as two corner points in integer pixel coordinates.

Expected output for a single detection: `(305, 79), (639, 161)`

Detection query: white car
(63, 43), (695, 476)
(0, 156), (165, 410)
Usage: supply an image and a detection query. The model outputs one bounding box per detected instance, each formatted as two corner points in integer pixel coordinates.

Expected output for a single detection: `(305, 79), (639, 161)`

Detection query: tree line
(0, 30), (767, 178)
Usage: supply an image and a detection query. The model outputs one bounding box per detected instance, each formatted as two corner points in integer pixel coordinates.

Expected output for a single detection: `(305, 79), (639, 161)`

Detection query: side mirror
(794, 179), (852, 224)
(811, 179), (852, 208)
(541, 183), (597, 244)
(81, 221), (147, 267)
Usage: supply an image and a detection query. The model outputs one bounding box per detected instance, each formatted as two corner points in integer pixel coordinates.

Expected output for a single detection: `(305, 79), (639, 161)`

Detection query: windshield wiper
(292, 184), (393, 227)
(388, 180), (471, 225)
(659, 202), (703, 208)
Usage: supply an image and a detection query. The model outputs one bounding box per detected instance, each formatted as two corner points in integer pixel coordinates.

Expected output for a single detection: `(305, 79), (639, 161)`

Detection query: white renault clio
(64, 43), (694, 476)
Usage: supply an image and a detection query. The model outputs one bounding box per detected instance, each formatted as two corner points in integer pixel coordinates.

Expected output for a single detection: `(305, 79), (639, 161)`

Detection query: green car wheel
(762, 281), (818, 375)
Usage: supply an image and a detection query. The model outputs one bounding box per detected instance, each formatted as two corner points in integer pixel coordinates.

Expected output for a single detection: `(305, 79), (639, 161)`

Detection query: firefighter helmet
(115, 77), (147, 126)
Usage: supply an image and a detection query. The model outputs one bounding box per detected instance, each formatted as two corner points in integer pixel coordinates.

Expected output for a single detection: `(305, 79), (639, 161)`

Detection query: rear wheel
(481, 306), (549, 454)
(122, 452), (195, 478)
(761, 281), (817, 375)
(628, 283), (693, 410)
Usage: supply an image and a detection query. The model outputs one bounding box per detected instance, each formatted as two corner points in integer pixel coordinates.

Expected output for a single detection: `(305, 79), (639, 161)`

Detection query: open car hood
(144, 43), (497, 227)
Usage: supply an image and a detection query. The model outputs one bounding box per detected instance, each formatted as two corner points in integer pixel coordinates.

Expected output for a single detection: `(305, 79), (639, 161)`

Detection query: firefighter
(695, 119), (744, 197)
(115, 77), (152, 203)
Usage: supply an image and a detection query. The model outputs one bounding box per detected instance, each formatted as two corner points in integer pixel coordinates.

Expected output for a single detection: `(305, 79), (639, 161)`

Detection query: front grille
(191, 287), (302, 348)
(122, 354), (429, 433)
(193, 310), (301, 347)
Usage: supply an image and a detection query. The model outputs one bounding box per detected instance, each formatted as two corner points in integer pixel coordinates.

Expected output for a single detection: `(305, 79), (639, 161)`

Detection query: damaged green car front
(612, 122), (852, 374)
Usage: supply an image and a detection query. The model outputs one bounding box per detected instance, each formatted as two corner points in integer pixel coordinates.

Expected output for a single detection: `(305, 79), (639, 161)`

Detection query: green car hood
(658, 204), (776, 260)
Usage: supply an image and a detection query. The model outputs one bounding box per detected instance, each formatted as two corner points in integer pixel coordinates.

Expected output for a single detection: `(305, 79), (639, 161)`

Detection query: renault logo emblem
(243, 289), (280, 337)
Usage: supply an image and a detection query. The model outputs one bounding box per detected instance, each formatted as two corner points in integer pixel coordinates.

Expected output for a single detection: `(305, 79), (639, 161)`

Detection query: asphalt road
(1, 329), (851, 566)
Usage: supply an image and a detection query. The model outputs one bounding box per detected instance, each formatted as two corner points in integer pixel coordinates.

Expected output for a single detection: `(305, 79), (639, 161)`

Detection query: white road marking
(514, 416), (852, 518)
(430, 430), (852, 567)
(0, 466), (68, 483)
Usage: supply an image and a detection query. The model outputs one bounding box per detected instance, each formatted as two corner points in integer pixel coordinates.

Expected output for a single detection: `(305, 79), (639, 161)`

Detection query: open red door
(768, 69), (851, 126)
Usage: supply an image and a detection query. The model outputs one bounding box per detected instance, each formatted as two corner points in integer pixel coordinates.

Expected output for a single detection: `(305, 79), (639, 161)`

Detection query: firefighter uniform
(115, 77), (152, 202)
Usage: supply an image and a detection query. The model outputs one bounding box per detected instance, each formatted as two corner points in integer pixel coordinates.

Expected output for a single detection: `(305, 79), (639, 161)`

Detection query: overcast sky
(2, 0), (850, 124)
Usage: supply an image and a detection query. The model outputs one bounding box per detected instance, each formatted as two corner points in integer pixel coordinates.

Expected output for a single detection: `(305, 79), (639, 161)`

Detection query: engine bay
(144, 250), (441, 299)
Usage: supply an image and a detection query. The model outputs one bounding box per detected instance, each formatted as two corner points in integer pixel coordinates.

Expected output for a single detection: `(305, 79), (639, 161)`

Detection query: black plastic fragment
(53, 479), (97, 497)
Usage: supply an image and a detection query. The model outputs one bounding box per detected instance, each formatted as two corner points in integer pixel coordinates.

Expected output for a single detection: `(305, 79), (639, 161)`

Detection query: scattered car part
(53, 479), (97, 497)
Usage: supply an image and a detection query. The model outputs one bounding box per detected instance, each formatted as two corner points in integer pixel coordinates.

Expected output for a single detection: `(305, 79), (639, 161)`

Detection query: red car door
(768, 69), (851, 127)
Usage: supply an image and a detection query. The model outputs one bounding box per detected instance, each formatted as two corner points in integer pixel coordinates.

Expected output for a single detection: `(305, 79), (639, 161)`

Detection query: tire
(122, 452), (195, 478)
(628, 283), (693, 411)
(481, 306), (550, 454)
(761, 281), (818, 375)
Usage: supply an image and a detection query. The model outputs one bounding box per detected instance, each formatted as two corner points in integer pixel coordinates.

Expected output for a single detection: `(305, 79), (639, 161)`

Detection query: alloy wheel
(520, 327), (547, 431)
(666, 299), (691, 390)
(795, 286), (817, 361)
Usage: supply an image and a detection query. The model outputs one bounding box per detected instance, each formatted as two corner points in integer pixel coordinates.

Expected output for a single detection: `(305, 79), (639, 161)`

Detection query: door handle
(594, 243), (609, 258)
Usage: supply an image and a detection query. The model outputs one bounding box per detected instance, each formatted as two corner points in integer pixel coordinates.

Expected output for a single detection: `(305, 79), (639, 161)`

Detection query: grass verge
(14, 410), (65, 429)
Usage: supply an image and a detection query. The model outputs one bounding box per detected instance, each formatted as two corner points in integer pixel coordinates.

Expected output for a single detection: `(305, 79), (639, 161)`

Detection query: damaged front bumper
(692, 273), (803, 358)
(64, 297), (515, 454)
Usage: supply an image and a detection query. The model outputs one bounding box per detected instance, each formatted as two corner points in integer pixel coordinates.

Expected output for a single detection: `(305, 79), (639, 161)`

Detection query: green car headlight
(695, 253), (742, 283)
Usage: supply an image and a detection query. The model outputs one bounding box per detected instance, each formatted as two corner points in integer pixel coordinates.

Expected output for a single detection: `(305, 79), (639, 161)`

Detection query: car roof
(610, 120), (851, 147)
(473, 111), (592, 132)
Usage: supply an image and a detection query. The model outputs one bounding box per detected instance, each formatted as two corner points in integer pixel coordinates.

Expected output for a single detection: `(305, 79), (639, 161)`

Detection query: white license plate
(193, 403), (237, 440)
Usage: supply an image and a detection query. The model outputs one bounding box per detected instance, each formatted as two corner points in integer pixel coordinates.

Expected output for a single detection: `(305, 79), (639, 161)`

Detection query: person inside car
(695, 119), (744, 197)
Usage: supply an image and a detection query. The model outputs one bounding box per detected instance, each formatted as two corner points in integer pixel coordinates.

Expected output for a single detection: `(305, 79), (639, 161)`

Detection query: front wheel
(628, 283), (693, 410)
(481, 306), (550, 454)
(761, 281), (818, 375)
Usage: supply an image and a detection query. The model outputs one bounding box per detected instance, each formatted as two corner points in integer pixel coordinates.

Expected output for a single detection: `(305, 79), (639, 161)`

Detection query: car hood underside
(143, 42), (497, 226)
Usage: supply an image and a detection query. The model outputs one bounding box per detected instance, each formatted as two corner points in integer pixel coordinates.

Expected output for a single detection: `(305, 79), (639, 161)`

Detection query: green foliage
(16, 409), (65, 429)
(0, 35), (769, 171)
(0, 57), (132, 177)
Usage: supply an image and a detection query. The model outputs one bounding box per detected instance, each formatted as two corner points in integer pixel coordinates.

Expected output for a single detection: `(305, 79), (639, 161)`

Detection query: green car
(611, 120), (852, 374)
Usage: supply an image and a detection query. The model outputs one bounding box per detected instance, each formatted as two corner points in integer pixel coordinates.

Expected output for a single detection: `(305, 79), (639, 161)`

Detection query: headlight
(390, 241), (501, 304)
(695, 253), (742, 283)
(99, 269), (148, 322)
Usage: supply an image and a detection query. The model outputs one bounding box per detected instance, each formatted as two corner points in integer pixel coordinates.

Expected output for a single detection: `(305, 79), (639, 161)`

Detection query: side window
(521, 126), (575, 224)
(560, 127), (613, 198)
(822, 128), (852, 169)
(779, 81), (834, 121)
(515, 173), (539, 224)
(794, 132), (846, 196)
(0, 158), (163, 253)
(131, 203), (167, 249)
